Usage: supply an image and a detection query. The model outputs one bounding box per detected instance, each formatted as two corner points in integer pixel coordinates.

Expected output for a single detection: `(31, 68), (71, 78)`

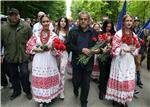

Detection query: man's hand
(82, 48), (91, 56)
(102, 46), (109, 53)
(92, 48), (100, 54)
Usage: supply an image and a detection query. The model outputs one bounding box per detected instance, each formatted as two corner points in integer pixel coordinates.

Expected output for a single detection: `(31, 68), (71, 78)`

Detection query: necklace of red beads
(40, 29), (50, 44)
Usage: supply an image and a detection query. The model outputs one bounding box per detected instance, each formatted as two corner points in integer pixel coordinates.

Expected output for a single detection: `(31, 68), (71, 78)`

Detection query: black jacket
(66, 26), (98, 71)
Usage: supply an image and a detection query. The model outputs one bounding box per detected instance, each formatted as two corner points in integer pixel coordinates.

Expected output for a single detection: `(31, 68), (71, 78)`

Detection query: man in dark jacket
(1, 8), (32, 100)
(66, 11), (99, 107)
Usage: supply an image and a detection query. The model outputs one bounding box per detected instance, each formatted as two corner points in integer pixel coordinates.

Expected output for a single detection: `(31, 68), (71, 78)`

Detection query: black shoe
(134, 90), (140, 94)
(43, 103), (48, 107)
(137, 84), (143, 88)
(99, 93), (104, 100)
(10, 92), (21, 100)
(133, 94), (138, 99)
(81, 103), (87, 107)
(26, 93), (32, 100)
(119, 103), (128, 107)
(73, 89), (78, 97)
(137, 81), (143, 86)
(112, 101), (120, 107)
(125, 103), (128, 107)
(39, 103), (44, 107)
(139, 82), (143, 85)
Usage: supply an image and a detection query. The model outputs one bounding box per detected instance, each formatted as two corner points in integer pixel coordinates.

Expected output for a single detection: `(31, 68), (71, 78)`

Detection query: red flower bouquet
(50, 38), (66, 57)
(53, 38), (66, 51)
(78, 36), (106, 65)
(97, 33), (113, 63)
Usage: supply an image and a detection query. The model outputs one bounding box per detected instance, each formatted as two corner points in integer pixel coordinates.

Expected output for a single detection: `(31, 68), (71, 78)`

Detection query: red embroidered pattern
(108, 78), (135, 92)
(26, 35), (37, 54)
(93, 65), (100, 72)
(33, 87), (63, 100)
(122, 31), (140, 48)
(106, 93), (133, 100)
(32, 75), (59, 89)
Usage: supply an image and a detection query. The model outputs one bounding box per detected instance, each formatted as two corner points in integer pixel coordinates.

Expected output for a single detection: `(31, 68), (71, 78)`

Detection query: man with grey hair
(32, 11), (54, 33)
(66, 11), (99, 107)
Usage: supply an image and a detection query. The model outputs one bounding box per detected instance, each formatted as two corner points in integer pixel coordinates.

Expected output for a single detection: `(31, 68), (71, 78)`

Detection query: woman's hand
(130, 47), (136, 52)
(33, 47), (44, 53)
(123, 48), (131, 53)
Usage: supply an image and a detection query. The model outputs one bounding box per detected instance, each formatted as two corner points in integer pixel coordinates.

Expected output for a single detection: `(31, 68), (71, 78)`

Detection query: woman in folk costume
(55, 16), (69, 99)
(26, 15), (65, 107)
(97, 19), (116, 100)
(105, 15), (140, 107)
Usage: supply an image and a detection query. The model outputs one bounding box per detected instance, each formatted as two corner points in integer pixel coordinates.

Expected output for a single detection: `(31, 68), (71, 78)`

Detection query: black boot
(81, 103), (87, 107)
(119, 103), (128, 107)
(112, 101), (120, 107)
(10, 92), (21, 100)
(99, 92), (104, 100)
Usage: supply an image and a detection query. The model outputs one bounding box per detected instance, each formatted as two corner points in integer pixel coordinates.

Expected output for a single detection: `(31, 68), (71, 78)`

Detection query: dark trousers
(147, 45), (150, 70)
(72, 64), (92, 104)
(1, 59), (11, 86)
(98, 57), (112, 95)
(6, 61), (31, 94)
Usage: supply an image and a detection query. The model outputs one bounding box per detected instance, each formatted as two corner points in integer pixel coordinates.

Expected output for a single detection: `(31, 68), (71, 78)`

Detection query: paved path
(1, 60), (150, 107)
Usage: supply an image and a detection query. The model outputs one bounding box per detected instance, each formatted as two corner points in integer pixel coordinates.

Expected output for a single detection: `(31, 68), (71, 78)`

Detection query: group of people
(1, 8), (150, 107)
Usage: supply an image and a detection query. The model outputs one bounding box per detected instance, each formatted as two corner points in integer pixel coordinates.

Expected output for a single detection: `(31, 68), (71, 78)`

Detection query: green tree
(71, 0), (150, 25)
(1, 1), (66, 21)
(71, 0), (120, 23)
(127, 1), (150, 25)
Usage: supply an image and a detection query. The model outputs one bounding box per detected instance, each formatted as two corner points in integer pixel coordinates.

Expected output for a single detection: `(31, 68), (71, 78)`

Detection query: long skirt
(32, 52), (63, 103)
(91, 55), (100, 80)
(105, 52), (136, 104)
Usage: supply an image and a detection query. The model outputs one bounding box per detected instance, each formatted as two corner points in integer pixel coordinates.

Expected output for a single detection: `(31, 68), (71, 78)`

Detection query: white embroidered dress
(26, 31), (63, 103)
(105, 30), (139, 104)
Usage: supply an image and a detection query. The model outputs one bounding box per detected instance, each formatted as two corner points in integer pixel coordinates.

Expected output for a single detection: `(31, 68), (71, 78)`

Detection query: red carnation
(53, 38), (60, 44)
(140, 39), (145, 45)
(59, 44), (66, 51)
(98, 34), (104, 42)
(91, 37), (97, 42)
(135, 43), (140, 48)
(107, 32), (111, 36)
(54, 43), (60, 50)
(102, 34), (107, 40)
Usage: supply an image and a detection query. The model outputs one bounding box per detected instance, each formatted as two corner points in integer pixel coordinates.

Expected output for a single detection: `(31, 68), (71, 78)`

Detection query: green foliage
(1, 1), (66, 21)
(71, 0), (150, 25)
(1, 1), (150, 25)
(71, 0), (120, 22)
(127, 1), (150, 24)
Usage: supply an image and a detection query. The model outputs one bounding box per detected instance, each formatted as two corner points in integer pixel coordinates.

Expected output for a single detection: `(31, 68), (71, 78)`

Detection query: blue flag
(116, 0), (126, 31)
(143, 18), (150, 30)
(137, 18), (150, 38)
